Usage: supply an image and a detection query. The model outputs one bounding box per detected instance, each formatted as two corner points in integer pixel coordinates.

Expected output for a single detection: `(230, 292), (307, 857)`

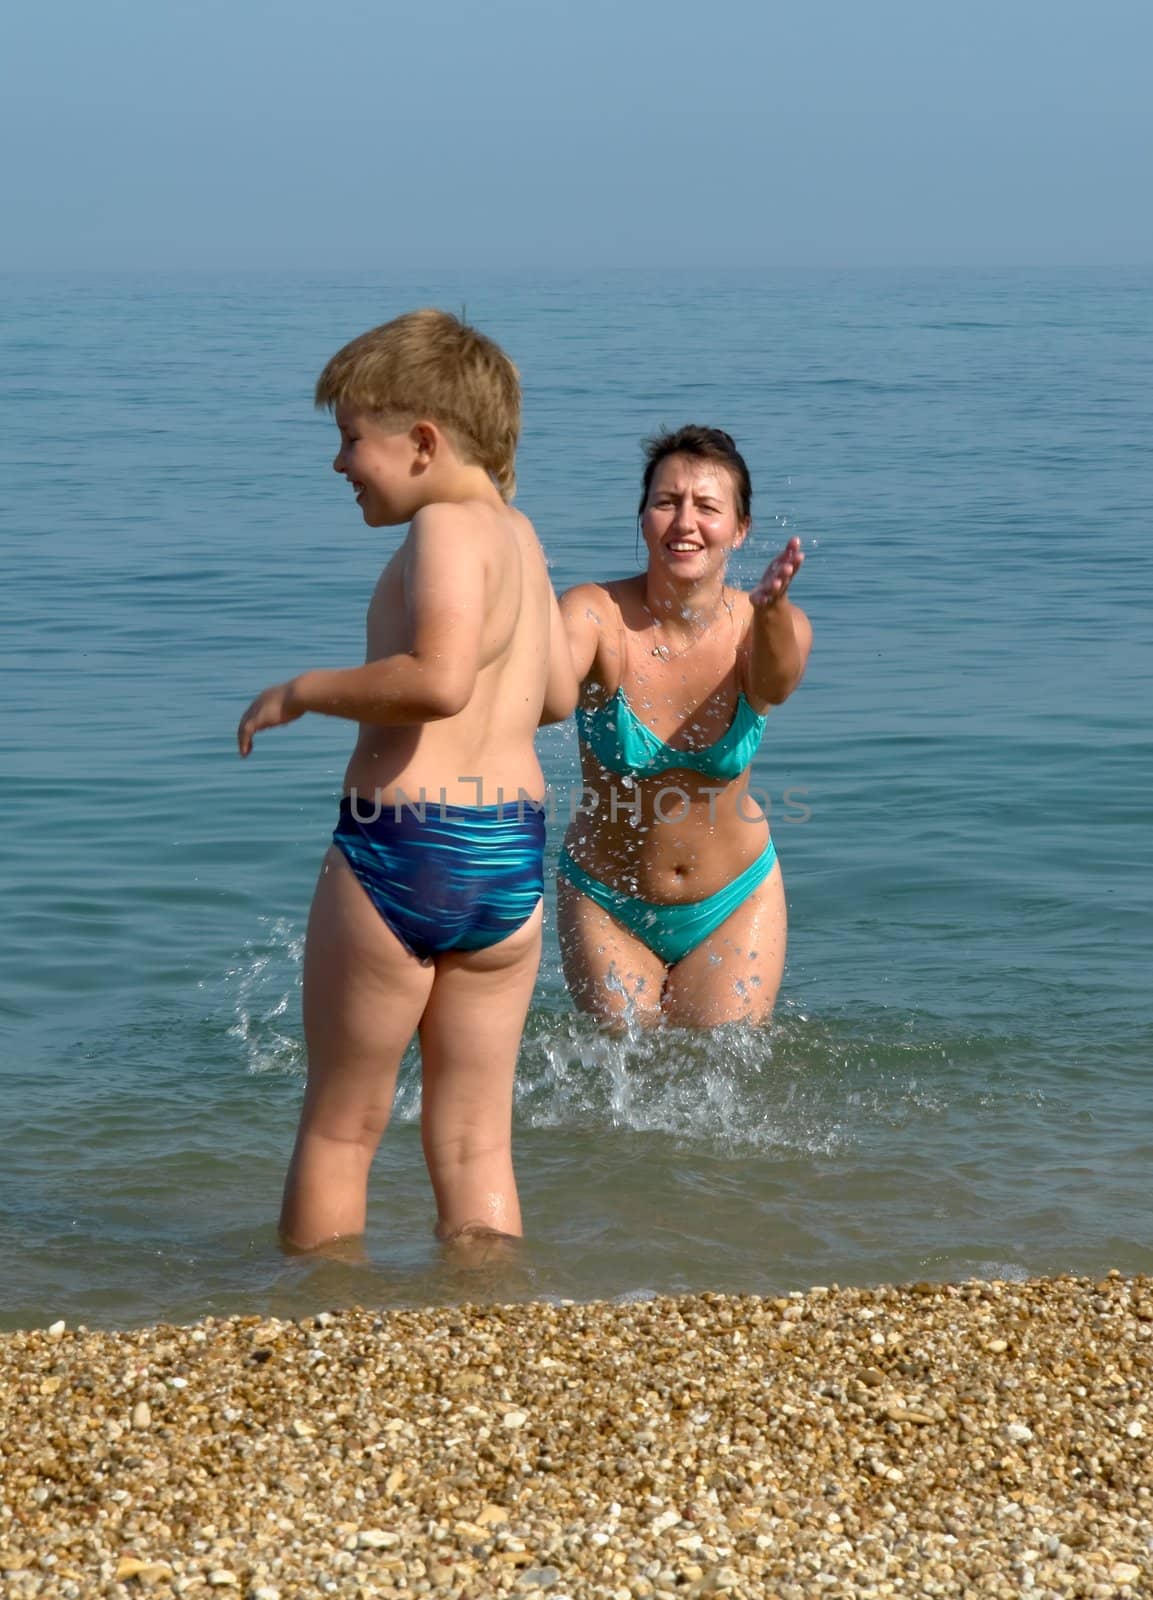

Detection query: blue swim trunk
(333, 794), (545, 962)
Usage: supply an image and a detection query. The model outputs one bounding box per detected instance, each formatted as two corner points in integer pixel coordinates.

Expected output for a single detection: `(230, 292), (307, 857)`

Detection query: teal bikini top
(575, 687), (767, 782)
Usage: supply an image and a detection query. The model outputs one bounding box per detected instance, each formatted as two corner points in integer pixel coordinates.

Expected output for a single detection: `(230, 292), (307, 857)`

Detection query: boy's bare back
(343, 498), (556, 809)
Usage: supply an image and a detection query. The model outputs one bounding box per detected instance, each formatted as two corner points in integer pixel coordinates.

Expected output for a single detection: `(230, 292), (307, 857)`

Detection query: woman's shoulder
(560, 576), (643, 624)
(560, 578), (642, 698)
(559, 578), (613, 610)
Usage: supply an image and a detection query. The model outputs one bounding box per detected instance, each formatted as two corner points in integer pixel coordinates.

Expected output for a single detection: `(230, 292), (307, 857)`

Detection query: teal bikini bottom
(557, 840), (777, 968)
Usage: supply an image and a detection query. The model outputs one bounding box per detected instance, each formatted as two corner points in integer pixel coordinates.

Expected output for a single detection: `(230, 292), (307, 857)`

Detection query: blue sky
(4, 0), (1152, 270)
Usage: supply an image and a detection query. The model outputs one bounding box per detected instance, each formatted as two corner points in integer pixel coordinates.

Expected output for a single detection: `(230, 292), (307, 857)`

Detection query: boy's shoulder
(396, 502), (496, 573)
(407, 498), (527, 548)
(398, 501), (537, 605)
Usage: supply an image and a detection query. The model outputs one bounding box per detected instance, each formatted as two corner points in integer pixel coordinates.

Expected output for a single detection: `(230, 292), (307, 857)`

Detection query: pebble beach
(2, 1276), (1151, 1599)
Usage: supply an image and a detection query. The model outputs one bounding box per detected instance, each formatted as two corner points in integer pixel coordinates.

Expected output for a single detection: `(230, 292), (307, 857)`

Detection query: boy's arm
(539, 586), (581, 725)
(238, 509), (484, 756)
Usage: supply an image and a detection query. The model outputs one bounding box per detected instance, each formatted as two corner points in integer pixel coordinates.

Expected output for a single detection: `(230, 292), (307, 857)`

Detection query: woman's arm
(557, 584), (607, 684)
(540, 586), (581, 725)
(747, 537), (812, 708)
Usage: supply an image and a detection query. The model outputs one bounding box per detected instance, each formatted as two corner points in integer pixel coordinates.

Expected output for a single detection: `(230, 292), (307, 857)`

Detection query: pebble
(1, 1275), (1150, 1598)
(357, 1530), (401, 1549)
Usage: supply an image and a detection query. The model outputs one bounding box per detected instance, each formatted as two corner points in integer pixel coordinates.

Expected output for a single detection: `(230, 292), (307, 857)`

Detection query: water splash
(206, 923), (1064, 1162)
(218, 917), (304, 1075)
(512, 1010), (847, 1155)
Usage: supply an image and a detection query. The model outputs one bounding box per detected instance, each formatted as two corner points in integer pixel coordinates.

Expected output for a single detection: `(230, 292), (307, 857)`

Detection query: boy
(238, 309), (577, 1253)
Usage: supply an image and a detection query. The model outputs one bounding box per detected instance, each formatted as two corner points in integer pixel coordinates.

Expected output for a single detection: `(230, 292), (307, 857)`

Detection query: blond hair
(315, 308), (521, 499)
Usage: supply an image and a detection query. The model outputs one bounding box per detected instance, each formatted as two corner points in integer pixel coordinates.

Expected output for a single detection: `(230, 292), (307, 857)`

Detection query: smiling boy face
(331, 407), (422, 527)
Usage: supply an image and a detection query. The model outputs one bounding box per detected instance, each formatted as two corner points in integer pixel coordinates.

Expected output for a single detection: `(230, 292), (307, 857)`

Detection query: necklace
(646, 594), (734, 660)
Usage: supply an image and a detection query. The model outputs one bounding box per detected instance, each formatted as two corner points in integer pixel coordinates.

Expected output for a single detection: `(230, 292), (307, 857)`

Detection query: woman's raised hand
(750, 536), (804, 607)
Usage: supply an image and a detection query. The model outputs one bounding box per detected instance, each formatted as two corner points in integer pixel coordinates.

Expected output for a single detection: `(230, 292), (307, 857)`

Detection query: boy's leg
(280, 847), (436, 1251)
(417, 903), (544, 1241)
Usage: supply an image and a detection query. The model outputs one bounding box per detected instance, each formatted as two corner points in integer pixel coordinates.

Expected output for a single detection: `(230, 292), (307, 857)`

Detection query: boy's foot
(278, 1229), (368, 1265)
(436, 1221), (522, 1266)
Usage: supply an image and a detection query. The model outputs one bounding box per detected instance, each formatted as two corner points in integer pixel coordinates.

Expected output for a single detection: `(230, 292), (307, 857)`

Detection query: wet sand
(2, 1275), (1151, 1597)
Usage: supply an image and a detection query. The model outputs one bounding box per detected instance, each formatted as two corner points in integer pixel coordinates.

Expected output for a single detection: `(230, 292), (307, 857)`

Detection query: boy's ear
(410, 420), (438, 462)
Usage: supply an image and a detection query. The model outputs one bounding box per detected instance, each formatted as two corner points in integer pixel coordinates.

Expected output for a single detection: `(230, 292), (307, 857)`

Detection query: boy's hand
(750, 537), (804, 607)
(237, 680), (304, 757)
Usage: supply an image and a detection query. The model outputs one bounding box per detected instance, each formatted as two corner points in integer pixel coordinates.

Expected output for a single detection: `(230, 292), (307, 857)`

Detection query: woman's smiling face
(641, 454), (749, 579)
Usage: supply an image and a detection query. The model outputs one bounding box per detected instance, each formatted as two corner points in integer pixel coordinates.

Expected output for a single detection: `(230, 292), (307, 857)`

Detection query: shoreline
(2, 1274), (1150, 1598)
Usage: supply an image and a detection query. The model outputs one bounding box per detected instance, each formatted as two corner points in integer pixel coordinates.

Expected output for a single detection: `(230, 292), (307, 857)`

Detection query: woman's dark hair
(638, 425), (752, 524)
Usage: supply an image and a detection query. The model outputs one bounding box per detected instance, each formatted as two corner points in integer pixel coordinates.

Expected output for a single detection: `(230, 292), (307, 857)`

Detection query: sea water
(1, 267), (1150, 1330)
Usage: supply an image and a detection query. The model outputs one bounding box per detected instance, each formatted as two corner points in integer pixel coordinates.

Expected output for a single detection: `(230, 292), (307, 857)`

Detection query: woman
(558, 426), (810, 1028)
